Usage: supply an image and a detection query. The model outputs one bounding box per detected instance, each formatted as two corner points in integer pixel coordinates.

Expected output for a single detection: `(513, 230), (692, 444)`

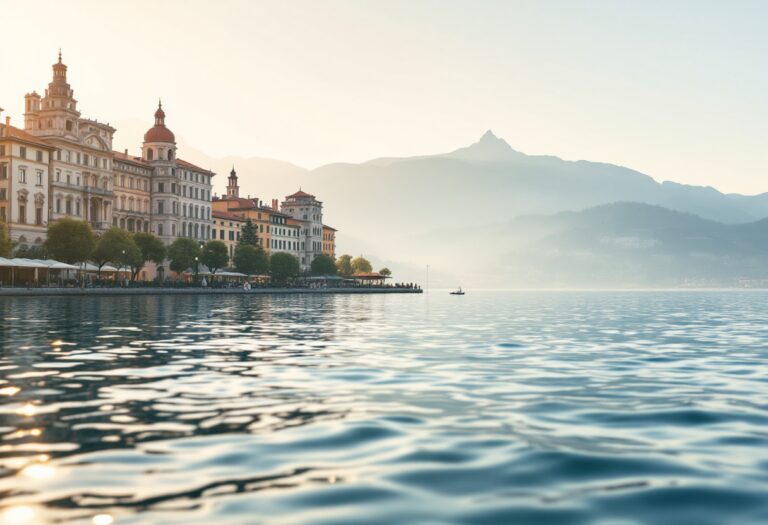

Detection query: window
(66, 120), (73, 131)
(20, 147), (27, 159)
(56, 198), (61, 213)
(19, 168), (26, 183)
(147, 149), (154, 161)
(36, 171), (43, 186)
(229, 231), (234, 241)
(35, 207), (43, 225)
(18, 204), (26, 224)
(0, 163), (7, 180)
(158, 223), (164, 236)
(0, 189), (5, 200)
(0, 206), (5, 221)
(76, 201), (80, 216)
(158, 200), (165, 214)
(158, 182), (164, 193)
(0, 145), (5, 156)
(36, 151), (43, 162)
(219, 230), (224, 240)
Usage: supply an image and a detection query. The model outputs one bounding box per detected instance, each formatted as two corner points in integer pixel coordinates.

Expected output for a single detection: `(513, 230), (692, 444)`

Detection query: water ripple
(0, 291), (767, 524)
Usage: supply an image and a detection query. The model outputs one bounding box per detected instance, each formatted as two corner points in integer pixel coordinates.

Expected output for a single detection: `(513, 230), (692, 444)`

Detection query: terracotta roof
(286, 189), (315, 199)
(213, 210), (247, 221)
(144, 126), (175, 144)
(0, 124), (56, 149)
(219, 196), (258, 210)
(323, 224), (337, 231)
(177, 158), (215, 175)
(112, 150), (150, 167)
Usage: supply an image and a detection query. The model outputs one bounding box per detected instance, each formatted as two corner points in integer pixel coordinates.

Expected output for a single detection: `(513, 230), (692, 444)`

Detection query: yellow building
(212, 210), (245, 262)
(322, 225), (336, 259)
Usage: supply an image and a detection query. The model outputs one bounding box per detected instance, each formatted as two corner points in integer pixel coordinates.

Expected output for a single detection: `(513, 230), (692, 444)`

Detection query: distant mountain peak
(443, 130), (521, 162)
(480, 129), (500, 142)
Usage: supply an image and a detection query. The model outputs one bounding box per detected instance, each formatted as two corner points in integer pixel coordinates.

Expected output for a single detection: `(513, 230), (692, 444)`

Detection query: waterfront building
(112, 150), (151, 233)
(280, 190), (323, 270)
(25, 52), (116, 234)
(0, 112), (56, 246)
(3, 53), (216, 259)
(322, 225), (336, 259)
(212, 209), (245, 262)
(269, 208), (301, 260)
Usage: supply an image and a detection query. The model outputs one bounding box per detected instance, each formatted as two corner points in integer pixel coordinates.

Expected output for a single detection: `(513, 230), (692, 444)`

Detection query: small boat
(450, 287), (465, 295)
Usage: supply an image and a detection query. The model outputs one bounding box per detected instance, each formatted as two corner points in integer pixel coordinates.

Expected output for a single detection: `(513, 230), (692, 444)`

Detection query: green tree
(351, 255), (373, 274)
(132, 232), (166, 281)
(14, 243), (48, 259)
(168, 237), (201, 276)
(201, 240), (229, 276)
(310, 254), (337, 275)
(239, 218), (259, 246)
(45, 218), (95, 265)
(379, 267), (392, 277)
(336, 254), (353, 276)
(0, 220), (11, 258)
(233, 243), (269, 276)
(270, 252), (300, 283)
(92, 228), (139, 277)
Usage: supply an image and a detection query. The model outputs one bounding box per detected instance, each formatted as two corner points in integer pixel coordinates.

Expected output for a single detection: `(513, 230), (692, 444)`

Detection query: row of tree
(0, 217), (391, 282)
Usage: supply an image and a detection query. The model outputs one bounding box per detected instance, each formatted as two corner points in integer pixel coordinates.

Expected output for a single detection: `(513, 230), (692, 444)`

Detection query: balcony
(84, 185), (113, 197)
(90, 221), (110, 231)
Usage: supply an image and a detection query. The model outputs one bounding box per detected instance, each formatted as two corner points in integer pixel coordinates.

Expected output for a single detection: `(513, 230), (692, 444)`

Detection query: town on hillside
(0, 53), (405, 290)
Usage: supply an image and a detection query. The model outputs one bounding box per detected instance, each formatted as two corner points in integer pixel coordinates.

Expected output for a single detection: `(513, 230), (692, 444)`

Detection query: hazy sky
(2, 0), (767, 194)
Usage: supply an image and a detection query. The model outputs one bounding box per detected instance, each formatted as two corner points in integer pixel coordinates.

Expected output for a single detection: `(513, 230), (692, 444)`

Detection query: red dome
(144, 126), (175, 144)
(144, 100), (175, 144)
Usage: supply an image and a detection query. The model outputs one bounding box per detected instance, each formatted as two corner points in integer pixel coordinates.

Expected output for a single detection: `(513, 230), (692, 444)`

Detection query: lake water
(1, 291), (767, 524)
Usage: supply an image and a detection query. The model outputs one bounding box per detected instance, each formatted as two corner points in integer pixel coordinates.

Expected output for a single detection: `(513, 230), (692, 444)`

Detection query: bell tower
(227, 166), (239, 198)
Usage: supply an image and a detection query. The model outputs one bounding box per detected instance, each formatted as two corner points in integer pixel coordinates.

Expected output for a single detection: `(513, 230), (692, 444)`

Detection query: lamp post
(194, 256), (199, 284)
(121, 249), (125, 286)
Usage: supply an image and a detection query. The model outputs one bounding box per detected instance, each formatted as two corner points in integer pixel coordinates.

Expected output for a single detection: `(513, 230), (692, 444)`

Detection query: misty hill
(480, 202), (768, 287)
(177, 131), (768, 285)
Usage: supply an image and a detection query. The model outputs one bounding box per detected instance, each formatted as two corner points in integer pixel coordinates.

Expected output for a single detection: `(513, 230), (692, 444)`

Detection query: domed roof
(144, 126), (175, 144)
(143, 100), (175, 144)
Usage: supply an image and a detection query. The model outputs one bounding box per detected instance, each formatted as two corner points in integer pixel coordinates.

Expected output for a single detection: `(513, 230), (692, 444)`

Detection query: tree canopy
(0, 220), (11, 258)
(168, 237), (201, 275)
(132, 232), (166, 280)
(14, 243), (48, 259)
(45, 219), (96, 264)
(336, 254), (353, 276)
(310, 254), (337, 276)
(379, 267), (392, 277)
(92, 228), (140, 276)
(351, 255), (373, 274)
(270, 252), (300, 282)
(239, 218), (259, 246)
(233, 243), (269, 276)
(201, 240), (229, 275)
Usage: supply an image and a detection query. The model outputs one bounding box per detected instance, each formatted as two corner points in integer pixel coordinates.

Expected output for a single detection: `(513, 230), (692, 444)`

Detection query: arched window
(147, 148), (154, 161)
(168, 149), (173, 160)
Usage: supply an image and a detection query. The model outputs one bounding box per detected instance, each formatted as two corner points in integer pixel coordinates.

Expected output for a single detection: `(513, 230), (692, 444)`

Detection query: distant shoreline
(0, 288), (423, 297)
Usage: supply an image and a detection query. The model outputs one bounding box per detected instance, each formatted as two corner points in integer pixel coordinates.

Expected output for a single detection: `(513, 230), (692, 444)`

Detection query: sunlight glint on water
(1, 292), (767, 524)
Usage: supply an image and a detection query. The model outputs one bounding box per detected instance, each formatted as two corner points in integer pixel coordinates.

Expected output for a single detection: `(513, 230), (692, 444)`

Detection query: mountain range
(169, 130), (768, 287)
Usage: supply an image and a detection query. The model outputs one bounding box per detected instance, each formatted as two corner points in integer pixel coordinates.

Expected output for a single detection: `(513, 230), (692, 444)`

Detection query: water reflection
(0, 292), (767, 524)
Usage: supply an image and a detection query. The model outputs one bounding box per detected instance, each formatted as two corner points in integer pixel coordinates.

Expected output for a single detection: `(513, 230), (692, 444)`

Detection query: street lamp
(194, 256), (199, 284)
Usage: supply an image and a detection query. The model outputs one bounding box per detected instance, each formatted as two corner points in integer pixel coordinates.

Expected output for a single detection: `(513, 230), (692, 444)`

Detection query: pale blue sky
(2, 0), (767, 193)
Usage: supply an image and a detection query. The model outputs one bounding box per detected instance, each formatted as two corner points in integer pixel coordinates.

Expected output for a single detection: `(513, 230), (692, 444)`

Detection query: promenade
(0, 287), (422, 297)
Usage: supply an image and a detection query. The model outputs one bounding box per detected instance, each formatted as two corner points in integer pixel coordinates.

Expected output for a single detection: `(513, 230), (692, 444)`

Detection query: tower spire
(58, 48), (62, 63)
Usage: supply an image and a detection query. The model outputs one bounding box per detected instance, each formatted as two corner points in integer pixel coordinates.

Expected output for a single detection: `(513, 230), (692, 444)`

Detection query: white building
(281, 190), (323, 270)
(0, 111), (55, 246)
(24, 52), (116, 234)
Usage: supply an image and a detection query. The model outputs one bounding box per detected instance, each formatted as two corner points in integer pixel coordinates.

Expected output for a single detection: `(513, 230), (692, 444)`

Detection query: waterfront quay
(0, 286), (422, 297)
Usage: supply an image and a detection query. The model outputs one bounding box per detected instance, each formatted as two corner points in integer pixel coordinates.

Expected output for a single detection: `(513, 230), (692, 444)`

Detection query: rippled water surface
(1, 291), (768, 524)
